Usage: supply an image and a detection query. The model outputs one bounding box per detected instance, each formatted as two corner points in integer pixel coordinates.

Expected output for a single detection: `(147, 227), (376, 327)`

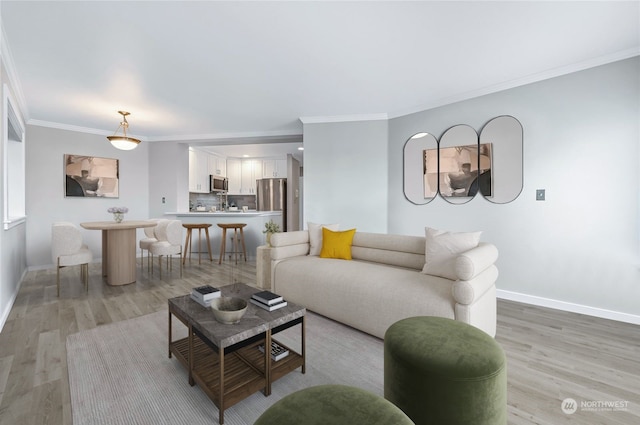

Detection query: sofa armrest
(452, 265), (498, 306)
(454, 242), (498, 281)
(270, 231), (310, 260)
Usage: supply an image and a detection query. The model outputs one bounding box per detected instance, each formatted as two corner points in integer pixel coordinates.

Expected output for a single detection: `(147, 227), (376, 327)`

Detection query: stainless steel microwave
(210, 175), (228, 192)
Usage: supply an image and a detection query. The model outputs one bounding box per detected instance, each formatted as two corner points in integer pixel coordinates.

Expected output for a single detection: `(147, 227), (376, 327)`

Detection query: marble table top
(168, 283), (305, 348)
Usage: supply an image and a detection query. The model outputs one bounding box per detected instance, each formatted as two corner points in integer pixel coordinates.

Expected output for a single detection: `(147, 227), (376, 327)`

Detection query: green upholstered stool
(254, 384), (415, 425)
(384, 317), (507, 425)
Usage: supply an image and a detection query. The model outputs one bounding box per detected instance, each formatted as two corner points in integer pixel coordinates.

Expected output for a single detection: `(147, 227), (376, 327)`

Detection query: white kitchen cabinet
(227, 158), (262, 194)
(226, 158), (242, 194)
(262, 159), (287, 178)
(209, 154), (226, 177)
(241, 159), (262, 194)
(189, 149), (210, 193)
(251, 160), (262, 192)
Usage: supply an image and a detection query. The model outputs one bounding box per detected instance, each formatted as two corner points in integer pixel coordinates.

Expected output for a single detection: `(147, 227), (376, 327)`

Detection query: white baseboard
(0, 269), (27, 332)
(497, 289), (640, 326)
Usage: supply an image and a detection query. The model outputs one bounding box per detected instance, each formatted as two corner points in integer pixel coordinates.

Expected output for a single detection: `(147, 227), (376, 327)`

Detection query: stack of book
(250, 290), (287, 311)
(258, 341), (290, 361)
(190, 285), (221, 307)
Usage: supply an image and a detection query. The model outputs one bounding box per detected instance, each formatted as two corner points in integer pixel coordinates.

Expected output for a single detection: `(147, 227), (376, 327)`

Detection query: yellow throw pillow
(320, 228), (356, 260)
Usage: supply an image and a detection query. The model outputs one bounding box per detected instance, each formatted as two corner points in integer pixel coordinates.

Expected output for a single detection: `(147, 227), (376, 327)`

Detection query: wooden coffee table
(168, 284), (306, 424)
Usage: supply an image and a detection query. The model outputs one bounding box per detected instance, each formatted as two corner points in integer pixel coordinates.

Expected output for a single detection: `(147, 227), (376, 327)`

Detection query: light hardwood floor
(0, 258), (638, 425)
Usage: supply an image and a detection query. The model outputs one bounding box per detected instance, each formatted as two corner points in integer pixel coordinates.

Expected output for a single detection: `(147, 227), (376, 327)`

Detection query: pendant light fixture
(107, 111), (141, 150)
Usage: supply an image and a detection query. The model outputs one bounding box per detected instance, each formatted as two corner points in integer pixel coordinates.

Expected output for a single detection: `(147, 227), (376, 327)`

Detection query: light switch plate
(536, 189), (545, 201)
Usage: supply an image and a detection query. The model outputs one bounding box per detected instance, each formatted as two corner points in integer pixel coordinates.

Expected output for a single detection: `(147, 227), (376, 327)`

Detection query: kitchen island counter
(164, 211), (282, 260)
(167, 211), (281, 217)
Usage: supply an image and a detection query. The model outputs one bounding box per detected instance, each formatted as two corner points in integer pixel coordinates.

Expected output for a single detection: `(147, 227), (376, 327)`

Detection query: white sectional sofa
(269, 229), (499, 338)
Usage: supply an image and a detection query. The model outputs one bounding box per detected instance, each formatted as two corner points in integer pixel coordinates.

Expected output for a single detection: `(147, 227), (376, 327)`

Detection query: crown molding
(299, 113), (388, 125)
(1, 27), (29, 121)
(27, 119), (148, 141)
(389, 48), (640, 119)
(148, 129), (302, 143)
(27, 119), (302, 144)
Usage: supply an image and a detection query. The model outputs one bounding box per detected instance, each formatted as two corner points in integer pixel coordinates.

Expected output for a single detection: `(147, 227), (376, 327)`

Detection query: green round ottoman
(254, 384), (415, 425)
(384, 317), (506, 425)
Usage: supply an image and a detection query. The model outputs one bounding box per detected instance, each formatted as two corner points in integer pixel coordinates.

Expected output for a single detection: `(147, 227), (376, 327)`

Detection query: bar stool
(182, 223), (213, 265)
(217, 223), (247, 264)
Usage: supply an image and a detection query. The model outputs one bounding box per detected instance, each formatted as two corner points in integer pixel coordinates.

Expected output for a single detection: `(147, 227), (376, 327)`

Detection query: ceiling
(1, 1), (638, 159)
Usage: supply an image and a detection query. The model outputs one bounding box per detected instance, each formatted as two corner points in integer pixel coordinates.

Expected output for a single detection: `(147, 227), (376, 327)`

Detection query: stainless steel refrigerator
(256, 178), (287, 231)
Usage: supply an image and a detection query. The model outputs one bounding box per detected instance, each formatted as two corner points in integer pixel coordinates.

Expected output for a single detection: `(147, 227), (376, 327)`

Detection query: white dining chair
(139, 218), (167, 271)
(51, 222), (93, 296)
(149, 219), (183, 277)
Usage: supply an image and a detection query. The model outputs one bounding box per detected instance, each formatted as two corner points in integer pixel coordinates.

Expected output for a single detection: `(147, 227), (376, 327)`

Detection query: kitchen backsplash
(189, 193), (257, 211)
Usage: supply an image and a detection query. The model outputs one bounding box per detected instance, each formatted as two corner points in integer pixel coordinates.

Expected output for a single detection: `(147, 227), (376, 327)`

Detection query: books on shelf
(250, 298), (288, 311)
(251, 290), (284, 305)
(259, 341), (289, 361)
(191, 285), (220, 307)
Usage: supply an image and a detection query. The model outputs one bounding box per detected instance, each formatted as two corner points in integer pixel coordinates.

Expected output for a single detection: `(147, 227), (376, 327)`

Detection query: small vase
(113, 212), (124, 223)
(266, 232), (273, 247)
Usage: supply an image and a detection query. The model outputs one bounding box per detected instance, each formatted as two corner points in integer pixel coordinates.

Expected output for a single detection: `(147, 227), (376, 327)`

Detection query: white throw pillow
(308, 222), (339, 256)
(421, 227), (481, 280)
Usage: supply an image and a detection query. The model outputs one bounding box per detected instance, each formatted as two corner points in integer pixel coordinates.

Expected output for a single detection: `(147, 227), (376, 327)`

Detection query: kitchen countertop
(166, 211), (282, 217)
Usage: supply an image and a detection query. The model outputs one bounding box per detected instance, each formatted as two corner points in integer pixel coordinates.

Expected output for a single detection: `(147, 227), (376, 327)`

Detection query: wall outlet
(536, 189), (545, 201)
(162, 197), (166, 204)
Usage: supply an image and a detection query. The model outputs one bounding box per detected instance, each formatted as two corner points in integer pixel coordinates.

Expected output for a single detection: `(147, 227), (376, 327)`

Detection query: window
(3, 84), (26, 230)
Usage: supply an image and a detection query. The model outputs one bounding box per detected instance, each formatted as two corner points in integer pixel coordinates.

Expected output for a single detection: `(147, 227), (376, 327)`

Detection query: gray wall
(303, 119), (389, 232)
(25, 126), (150, 267)
(0, 61), (27, 328)
(148, 141), (189, 219)
(387, 57), (639, 319)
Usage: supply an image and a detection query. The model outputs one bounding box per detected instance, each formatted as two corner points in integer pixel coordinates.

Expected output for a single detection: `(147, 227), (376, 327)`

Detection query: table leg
(188, 324), (194, 386)
(219, 346), (225, 424)
(183, 229), (191, 265)
(302, 316), (306, 374)
(105, 228), (137, 285)
(168, 310), (172, 359)
(265, 330), (272, 396)
(101, 230), (108, 277)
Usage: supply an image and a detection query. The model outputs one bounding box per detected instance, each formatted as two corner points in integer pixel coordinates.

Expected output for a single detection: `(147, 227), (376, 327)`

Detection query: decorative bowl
(210, 297), (247, 324)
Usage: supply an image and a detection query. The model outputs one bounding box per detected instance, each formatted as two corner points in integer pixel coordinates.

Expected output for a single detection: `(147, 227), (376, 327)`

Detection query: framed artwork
(64, 154), (119, 198)
(423, 143), (492, 198)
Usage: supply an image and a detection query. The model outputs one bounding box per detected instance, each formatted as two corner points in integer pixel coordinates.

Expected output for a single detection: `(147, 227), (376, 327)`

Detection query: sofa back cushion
(308, 222), (340, 256)
(421, 227), (482, 280)
(351, 232), (426, 271)
(320, 228), (357, 260)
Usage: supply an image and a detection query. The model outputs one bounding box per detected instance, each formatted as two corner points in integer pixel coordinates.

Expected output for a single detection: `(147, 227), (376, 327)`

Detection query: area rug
(66, 310), (384, 425)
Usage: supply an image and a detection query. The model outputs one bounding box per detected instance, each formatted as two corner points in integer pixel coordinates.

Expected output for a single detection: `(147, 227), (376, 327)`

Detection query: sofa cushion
(273, 256), (456, 339)
(352, 232), (426, 270)
(308, 222), (339, 256)
(422, 227), (481, 280)
(320, 228), (356, 260)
